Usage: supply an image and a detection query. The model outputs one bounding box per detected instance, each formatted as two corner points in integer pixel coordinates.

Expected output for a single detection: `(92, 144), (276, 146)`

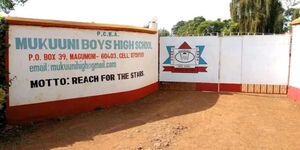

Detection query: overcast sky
(4, 0), (232, 31)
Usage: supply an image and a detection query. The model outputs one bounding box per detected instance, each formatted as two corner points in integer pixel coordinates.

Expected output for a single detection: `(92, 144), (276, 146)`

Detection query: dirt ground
(1, 91), (300, 150)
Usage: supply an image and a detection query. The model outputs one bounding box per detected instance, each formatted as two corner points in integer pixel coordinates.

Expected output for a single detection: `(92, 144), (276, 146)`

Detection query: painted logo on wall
(163, 42), (207, 73)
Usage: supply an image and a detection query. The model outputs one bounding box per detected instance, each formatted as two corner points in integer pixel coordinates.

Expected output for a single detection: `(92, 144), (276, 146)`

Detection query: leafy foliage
(0, 88), (5, 107)
(0, 17), (7, 125)
(172, 17), (239, 36)
(230, 0), (285, 33)
(0, 17), (8, 89)
(172, 1), (298, 35)
(158, 28), (170, 37)
(0, 0), (27, 14)
(171, 21), (186, 35)
(221, 19), (240, 35)
(283, 8), (300, 30)
(292, 8), (300, 20)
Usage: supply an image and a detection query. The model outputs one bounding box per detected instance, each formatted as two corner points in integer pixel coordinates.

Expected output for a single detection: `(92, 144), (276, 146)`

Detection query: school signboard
(6, 17), (158, 123)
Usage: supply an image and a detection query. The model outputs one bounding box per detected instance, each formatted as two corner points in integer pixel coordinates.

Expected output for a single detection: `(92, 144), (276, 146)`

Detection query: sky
(4, 0), (232, 31)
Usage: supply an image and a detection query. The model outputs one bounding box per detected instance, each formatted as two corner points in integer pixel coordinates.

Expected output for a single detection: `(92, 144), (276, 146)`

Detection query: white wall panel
(220, 36), (242, 84)
(289, 26), (300, 88)
(241, 35), (290, 85)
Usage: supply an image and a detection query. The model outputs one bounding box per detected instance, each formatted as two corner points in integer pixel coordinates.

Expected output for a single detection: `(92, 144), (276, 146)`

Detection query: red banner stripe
(163, 66), (207, 73)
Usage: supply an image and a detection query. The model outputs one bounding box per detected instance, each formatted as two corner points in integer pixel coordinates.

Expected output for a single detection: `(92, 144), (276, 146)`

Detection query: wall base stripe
(288, 86), (300, 102)
(7, 82), (159, 124)
(196, 83), (218, 92)
(220, 83), (242, 92)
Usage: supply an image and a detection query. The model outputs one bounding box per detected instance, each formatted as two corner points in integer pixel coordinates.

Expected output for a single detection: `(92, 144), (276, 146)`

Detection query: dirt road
(1, 91), (300, 150)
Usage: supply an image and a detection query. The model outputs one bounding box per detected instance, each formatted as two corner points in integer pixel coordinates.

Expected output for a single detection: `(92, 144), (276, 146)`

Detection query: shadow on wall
(1, 90), (222, 150)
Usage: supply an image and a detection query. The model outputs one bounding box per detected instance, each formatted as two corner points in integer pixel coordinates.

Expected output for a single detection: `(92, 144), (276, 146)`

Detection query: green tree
(171, 21), (186, 35)
(0, 17), (8, 89)
(158, 28), (170, 37)
(177, 16), (206, 36)
(292, 8), (300, 20)
(221, 19), (239, 35)
(0, 0), (27, 14)
(172, 16), (238, 36)
(230, 0), (285, 33)
(280, 0), (300, 31)
(195, 20), (225, 35)
(0, 88), (5, 109)
(283, 8), (300, 30)
(0, 17), (8, 123)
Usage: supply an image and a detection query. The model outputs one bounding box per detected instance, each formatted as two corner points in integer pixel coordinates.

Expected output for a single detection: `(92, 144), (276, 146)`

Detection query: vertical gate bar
(279, 85), (281, 94)
(247, 84), (249, 93)
(259, 84), (261, 93)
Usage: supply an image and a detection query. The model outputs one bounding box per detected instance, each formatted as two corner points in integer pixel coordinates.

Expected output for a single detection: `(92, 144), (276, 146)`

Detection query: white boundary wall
(241, 35), (290, 84)
(220, 36), (242, 84)
(289, 25), (300, 88)
(160, 35), (291, 85)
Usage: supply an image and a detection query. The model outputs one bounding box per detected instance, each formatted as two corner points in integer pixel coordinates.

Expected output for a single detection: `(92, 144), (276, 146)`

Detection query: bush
(0, 88), (5, 110)
(0, 88), (6, 127)
(0, 17), (8, 126)
(0, 17), (9, 89)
